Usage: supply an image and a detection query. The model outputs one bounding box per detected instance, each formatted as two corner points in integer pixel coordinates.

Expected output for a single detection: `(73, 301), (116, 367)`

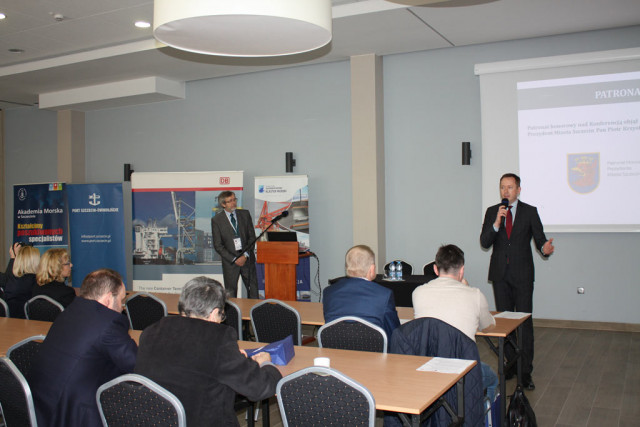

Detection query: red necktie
(506, 206), (513, 239)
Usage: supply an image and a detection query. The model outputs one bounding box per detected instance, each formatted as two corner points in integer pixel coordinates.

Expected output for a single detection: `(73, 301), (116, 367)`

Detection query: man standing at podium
(212, 191), (259, 298)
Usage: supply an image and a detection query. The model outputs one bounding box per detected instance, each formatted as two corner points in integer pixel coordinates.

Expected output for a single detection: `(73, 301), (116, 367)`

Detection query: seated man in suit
(28, 269), (137, 427)
(134, 276), (281, 426)
(323, 245), (401, 341)
(412, 244), (498, 401)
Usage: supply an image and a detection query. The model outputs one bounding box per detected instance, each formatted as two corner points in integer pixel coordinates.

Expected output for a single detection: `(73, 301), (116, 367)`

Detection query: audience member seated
(323, 245), (400, 341)
(0, 243), (40, 318)
(28, 269), (137, 427)
(134, 276), (281, 426)
(412, 244), (498, 402)
(32, 248), (75, 308)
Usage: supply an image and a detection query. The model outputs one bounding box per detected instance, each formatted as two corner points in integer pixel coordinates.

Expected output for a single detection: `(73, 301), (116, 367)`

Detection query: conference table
(0, 317), (474, 427)
(142, 292), (528, 425)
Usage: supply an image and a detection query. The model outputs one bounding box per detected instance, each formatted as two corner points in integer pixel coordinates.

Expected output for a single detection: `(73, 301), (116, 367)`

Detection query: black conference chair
(125, 292), (167, 330)
(0, 297), (9, 317)
(0, 357), (38, 427)
(277, 366), (376, 427)
(422, 261), (436, 276)
(24, 295), (64, 321)
(223, 300), (243, 340)
(317, 316), (387, 353)
(97, 373), (186, 427)
(250, 299), (306, 346)
(6, 335), (46, 377)
(384, 260), (414, 276)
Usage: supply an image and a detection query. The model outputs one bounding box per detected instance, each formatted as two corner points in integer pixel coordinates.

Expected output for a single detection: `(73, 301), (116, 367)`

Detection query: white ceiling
(0, 0), (638, 110)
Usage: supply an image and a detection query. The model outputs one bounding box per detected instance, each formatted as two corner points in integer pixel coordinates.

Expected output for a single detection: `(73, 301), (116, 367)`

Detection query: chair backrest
(6, 335), (46, 377)
(97, 373), (186, 427)
(24, 295), (64, 321)
(250, 299), (302, 346)
(125, 292), (168, 330)
(388, 317), (484, 427)
(318, 316), (387, 353)
(277, 366), (375, 427)
(384, 260), (413, 276)
(0, 357), (38, 427)
(223, 300), (243, 340)
(0, 297), (8, 317)
(422, 261), (438, 280)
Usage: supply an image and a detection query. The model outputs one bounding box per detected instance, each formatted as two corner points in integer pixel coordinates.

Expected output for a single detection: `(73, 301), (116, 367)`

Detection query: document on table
(494, 311), (530, 319)
(416, 357), (475, 374)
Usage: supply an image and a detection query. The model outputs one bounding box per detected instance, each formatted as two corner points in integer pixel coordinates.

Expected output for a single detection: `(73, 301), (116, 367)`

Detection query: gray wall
(4, 26), (639, 323)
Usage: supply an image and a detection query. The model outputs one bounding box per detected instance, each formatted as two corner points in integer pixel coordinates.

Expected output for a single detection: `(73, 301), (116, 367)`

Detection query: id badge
(233, 238), (242, 251)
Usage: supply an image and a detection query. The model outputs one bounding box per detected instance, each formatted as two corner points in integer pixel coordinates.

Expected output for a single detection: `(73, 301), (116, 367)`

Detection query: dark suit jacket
(32, 280), (76, 308)
(323, 277), (401, 341)
(27, 297), (137, 427)
(480, 200), (548, 284)
(211, 209), (256, 265)
(1, 259), (35, 318)
(134, 316), (282, 427)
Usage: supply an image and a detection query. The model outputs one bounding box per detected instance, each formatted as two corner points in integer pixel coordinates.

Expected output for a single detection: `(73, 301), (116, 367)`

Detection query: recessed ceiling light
(135, 21), (151, 28)
(9, 48), (25, 53)
(0, 12), (6, 20)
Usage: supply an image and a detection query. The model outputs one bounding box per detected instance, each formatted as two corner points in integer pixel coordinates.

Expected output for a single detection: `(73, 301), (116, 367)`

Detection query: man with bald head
(323, 245), (400, 340)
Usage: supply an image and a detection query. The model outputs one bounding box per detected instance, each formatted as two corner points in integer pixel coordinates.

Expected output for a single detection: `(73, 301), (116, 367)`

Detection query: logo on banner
(568, 153), (599, 194)
(258, 185), (265, 193)
(48, 183), (63, 191)
(220, 177), (230, 185)
(88, 193), (101, 206)
(18, 188), (27, 201)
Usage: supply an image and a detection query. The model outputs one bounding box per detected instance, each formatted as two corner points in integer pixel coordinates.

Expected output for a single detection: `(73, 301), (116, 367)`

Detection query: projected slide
(518, 71), (640, 230)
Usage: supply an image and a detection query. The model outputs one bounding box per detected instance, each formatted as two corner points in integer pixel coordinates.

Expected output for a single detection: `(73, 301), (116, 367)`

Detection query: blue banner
(68, 183), (126, 286)
(14, 183), (67, 249)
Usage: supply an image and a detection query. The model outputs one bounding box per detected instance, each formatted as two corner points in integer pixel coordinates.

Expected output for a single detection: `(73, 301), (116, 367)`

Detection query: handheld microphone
(272, 210), (289, 222)
(501, 198), (509, 226)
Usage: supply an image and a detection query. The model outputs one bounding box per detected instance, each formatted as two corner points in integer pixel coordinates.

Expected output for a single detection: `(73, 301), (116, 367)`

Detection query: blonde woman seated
(0, 243), (40, 318)
(33, 248), (76, 308)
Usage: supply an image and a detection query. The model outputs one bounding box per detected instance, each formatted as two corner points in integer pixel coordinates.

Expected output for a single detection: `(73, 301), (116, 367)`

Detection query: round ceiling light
(153, 0), (333, 57)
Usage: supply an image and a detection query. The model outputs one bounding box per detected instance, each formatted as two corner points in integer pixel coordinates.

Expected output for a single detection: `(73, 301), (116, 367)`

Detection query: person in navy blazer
(211, 191), (259, 298)
(323, 245), (400, 341)
(480, 173), (555, 390)
(27, 269), (137, 427)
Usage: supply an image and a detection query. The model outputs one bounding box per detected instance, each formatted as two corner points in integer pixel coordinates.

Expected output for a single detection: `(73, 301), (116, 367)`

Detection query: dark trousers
(492, 265), (534, 375)
(222, 260), (259, 299)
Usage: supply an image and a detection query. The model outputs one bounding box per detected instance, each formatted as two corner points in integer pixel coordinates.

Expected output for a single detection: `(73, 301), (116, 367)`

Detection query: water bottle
(388, 262), (396, 280)
(396, 261), (403, 280)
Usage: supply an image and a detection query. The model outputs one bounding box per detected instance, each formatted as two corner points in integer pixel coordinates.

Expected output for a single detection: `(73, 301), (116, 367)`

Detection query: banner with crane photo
(254, 175), (310, 299)
(131, 171), (244, 292)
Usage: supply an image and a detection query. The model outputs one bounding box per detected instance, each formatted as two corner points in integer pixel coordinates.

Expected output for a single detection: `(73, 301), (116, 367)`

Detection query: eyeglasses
(225, 197), (237, 203)
(219, 310), (226, 322)
(62, 262), (72, 266)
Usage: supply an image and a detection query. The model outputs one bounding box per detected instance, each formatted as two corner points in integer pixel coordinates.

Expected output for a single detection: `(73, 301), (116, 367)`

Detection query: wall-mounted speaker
(462, 142), (471, 165)
(124, 163), (134, 181)
(285, 152), (296, 173)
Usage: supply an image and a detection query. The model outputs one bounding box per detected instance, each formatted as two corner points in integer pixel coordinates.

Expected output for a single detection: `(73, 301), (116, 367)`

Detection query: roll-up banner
(131, 171), (243, 292)
(254, 175), (310, 300)
(67, 183), (126, 286)
(13, 182), (68, 249)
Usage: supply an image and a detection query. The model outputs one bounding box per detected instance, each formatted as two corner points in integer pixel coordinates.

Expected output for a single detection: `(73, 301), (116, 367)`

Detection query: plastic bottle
(389, 262), (396, 280)
(396, 261), (403, 280)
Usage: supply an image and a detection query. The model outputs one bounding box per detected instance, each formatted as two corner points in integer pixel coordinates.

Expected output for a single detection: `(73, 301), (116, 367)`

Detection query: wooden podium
(256, 241), (299, 300)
